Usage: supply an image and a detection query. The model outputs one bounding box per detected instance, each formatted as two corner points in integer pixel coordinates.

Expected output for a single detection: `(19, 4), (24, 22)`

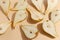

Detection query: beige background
(0, 0), (60, 40)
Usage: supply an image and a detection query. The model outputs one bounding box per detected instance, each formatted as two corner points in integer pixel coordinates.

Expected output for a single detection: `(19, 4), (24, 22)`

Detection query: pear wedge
(27, 5), (44, 21)
(50, 10), (60, 23)
(0, 22), (10, 34)
(42, 20), (57, 37)
(21, 24), (38, 39)
(46, 0), (58, 12)
(31, 0), (45, 13)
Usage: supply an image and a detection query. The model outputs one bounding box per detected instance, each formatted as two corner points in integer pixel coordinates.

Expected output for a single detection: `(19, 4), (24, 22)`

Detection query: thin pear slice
(0, 22), (10, 34)
(12, 10), (27, 28)
(46, 0), (58, 12)
(21, 24), (38, 39)
(50, 10), (60, 23)
(10, 0), (27, 11)
(42, 20), (57, 37)
(31, 0), (45, 13)
(27, 5), (44, 21)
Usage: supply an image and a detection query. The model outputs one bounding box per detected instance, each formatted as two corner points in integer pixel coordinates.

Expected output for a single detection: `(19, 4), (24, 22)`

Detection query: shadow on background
(26, 10), (39, 24)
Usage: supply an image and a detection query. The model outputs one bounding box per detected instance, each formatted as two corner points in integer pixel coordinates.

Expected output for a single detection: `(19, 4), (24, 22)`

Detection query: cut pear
(0, 0), (10, 11)
(27, 5), (44, 21)
(46, 0), (58, 12)
(12, 10), (27, 28)
(21, 24), (38, 39)
(31, 0), (45, 13)
(0, 0), (10, 20)
(42, 20), (57, 37)
(0, 22), (10, 34)
(51, 10), (60, 23)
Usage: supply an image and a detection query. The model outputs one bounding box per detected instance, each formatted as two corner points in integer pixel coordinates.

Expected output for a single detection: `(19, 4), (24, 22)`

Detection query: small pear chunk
(21, 24), (38, 39)
(27, 5), (44, 21)
(42, 20), (57, 37)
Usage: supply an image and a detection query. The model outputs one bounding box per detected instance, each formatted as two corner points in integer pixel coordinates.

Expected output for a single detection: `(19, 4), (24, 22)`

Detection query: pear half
(0, 22), (10, 34)
(21, 24), (38, 39)
(42, 20), (57, 37)
(31, 0), (45, 13)
(50, 10), (60, 23)
(27, 5), (44, 21)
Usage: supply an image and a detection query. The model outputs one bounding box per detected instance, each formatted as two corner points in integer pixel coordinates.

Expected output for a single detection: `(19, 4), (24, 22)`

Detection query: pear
(42, 20), (57, 37)
(0, 0), (10, 20)
(0, 0), (10, 12)
(21, 24), (38, 39)
(31, 0), (45, 13)
(27, 5), (44, 21)
(46, 0), (58, 12)
(50, 10), (60, 23)
(0, 22), (10, 34)
(12, 10), (27, 28)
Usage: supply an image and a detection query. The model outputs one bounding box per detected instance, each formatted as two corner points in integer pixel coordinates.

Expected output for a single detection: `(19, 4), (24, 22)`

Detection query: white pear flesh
(21, 24), (38, 39)
(51, 10), (60, 23)
(27, 5), (44, 21)
(42, 20), (57, 37)
(0, 22), (10, 34)
(31, 0), (45, 13)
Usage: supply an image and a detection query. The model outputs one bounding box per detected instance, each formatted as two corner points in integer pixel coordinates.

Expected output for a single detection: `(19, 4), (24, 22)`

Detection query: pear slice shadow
(20, 26), (32, 40)
(26, 10), (39, 24)
(37, 23), (55, 39)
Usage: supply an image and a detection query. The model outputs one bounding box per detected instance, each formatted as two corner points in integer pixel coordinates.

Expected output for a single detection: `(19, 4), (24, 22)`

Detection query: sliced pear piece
(46, 0), (58, 12)
(27, 5), (44, 21)
(12, 10), (27, 28)
(0, 22), (10, 34)
(0, 0), (10, 20)
(21, 24), (38, 39)
(0, 0), (10, 11)
(10, 0), (27, 11)
(31, 0), (45, 13)
(42, 20), (57, 37)
(50, 10), (60, 23)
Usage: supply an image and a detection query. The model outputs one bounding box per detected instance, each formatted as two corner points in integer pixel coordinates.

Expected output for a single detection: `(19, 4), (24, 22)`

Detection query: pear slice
(21, 24), (38, 39)
(50, 10), (60, 23)
(31, 0), (45, 13)
(0, 22), (10, 34)
(46, 0), (58, 12)
(27, 5), (44, 21)
(10, 0), (27, 11)
(0, 0), (10, 11)
(0, 0), (10, 20)
(42, 20), (57, 37)
(12, 10), (27, 28)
